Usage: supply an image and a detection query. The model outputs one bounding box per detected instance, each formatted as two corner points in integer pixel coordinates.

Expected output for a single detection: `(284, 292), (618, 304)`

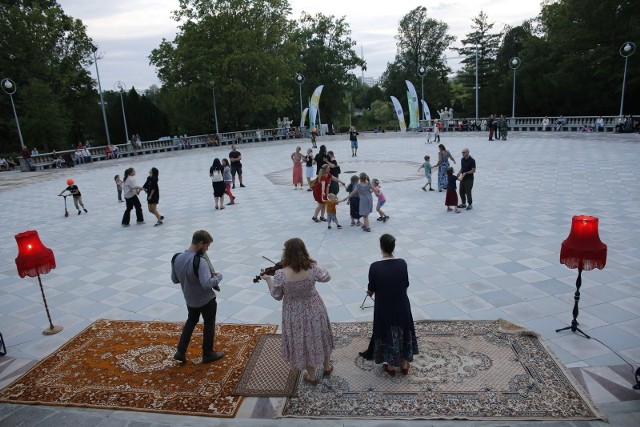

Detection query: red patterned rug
(0, 320), (277, 417)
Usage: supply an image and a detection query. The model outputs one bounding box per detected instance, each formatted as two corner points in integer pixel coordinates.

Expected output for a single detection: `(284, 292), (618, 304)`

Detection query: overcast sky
(56, 0), (543, 91)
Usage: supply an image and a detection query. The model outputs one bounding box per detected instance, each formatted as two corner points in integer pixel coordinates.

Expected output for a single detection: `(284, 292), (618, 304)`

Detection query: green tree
(380, 7), (454, 118)
(149, 0), (299, 134)
(453, 11), (503, 117)
(0, 0), (97, 151)
(293, 12), (365, 133)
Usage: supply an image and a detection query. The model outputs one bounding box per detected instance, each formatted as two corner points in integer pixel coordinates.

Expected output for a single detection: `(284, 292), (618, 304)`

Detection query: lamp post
(619, 41), (635, 116)
(114, 81), (129, 144)
(417, 65), (426, 119)
(91, 45), (111, 146)
(509, 57), (521, 123)
(475, 44), (479, 123)
(1, 78), (26, 150)
(295, 73), (304, 125)
(211, 81), (219, 135)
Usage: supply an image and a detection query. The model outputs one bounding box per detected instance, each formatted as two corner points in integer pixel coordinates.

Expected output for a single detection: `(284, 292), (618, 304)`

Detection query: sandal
(383, 363), (396, 377)
(303, 371), (318, 386)
(363, 227), (371, 232)
(323, 364), (334, 377)
(312, 217), (320, 223)
(319, 217), (326, 222)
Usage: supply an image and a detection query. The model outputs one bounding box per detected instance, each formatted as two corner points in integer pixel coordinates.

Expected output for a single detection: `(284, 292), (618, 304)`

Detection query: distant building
(362, 76), (379, 87)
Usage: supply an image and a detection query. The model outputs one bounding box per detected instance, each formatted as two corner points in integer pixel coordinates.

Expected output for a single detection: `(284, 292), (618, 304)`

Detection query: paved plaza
(0, 130), (639, 426)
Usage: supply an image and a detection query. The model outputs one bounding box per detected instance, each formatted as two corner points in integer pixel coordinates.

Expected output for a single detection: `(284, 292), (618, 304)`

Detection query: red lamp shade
(560, 216), (607, 271)
(15, 230), (56, 278)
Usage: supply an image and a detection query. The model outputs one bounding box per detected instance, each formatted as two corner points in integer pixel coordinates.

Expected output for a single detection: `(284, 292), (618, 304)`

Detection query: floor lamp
(556, 216), (607, 339)
(15, 230), (63, 335)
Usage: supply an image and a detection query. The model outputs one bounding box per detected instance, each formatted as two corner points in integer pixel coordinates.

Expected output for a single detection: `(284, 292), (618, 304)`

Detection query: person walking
(304, 148), (316, 191)
(418, 155), (434, 191)
(121, 168), (145, 226)
(349, 126), (359, 157)
(222, 158), (236, 205)
(172, 230), (224, 364)
(431, 144), (456, 192)
(457, 148), (476, 210)
(260, 238), (334, 385)
(366, 234), (418, 376)
(143, 167), (164, 226)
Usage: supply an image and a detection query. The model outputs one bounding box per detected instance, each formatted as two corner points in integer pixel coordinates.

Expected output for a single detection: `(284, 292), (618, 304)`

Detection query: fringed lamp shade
(560, 216), (607, 271)
(15, 230), (56, 278)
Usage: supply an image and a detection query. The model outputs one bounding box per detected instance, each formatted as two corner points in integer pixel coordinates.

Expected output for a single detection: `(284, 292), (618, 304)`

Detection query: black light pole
(509, 57), (521, 124)
(92, 45), (111, 146)
(211, 81), (219, 135)
(417, 65), (426, 119)
(619, 42), (635, 116)
(115, 81), (129, 144)
(295, 73), (305, 126)
(1, 78), (26, 150)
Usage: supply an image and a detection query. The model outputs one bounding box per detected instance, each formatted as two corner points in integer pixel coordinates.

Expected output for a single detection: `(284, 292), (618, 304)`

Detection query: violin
(253, 256), (284, 283)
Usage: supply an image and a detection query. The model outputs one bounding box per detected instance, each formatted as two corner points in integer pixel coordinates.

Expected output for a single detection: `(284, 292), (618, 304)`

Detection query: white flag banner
(300, 107), (309, 128)
(309, 85), (324, 130)
(422, 100), (431, 121)
(405, 80), (419, 129)
(390, 96), (407, 132)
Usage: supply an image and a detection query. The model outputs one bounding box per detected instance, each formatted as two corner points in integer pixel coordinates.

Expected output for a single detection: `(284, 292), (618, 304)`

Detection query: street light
(295, 73), (304, 126)
(211, 81), (219, 135)
(1, 77), (25, 150)
(509, 57), (521, 120)
(619, 41), (635, 116)
(417, 65), (426, 119)
(114, 81), (129, 144)
(91, 45), (111, 146)
(475, 44), (479, 123)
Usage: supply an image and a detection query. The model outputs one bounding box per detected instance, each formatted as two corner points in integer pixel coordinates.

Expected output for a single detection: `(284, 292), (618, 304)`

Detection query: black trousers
(122, 195), (144, 224)
(177, 298), (217, 357)
(459, 176), (474, 205)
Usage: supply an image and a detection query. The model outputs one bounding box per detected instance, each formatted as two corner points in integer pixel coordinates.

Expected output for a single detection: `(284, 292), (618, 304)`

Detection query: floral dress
(269, 265), (334, 369)
(437, 149), (452, 191)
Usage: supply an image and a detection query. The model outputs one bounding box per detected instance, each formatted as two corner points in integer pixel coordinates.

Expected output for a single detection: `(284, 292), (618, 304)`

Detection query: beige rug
(278, 319), (605, 421)
(233, 334), (299, 397)
(0, 320), (277, 418)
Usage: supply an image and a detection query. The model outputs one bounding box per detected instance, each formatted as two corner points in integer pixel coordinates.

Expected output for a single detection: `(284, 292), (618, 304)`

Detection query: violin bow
(262, 255), (278, 265)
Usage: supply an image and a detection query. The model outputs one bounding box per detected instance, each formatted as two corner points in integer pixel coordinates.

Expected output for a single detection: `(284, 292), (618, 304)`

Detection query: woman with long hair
(431, 144), (456, 192)
(121, 167), (145, 226)
(291, 146), (304, 189)
(209, 158), (226, 209)
(260, 238), (334, 385)
(143, 167), (164, 226)
(221, 158), (235, 205)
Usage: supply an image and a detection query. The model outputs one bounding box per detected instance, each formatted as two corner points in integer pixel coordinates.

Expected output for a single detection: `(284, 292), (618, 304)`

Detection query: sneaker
(454, 209), (461, 213)
(447, 208), (453, 212)
(202, 352), (225, 363)
(160, 216), (165, 220)
(121, 224), (130, 227)
(422, 187), (427, 191)
(173, 351), (186, 363)
(466, 205), (473, 210)
(328, 225), (331, 229)
(429, 188), (435, 191)
(240, 184), (246, 187)
(351, 221), (356, 226)
(307, 188), (313, 191)
(356, 221), (362, 226)
(83, 209), (88, 213)
(457, 204), (467, 208)
(137, 221), (145, 224)
(154, 222), (163, 227)
(77, 211), (81, 215)
(377, 217), (385, 221)
(337, 225), (342, 229)
(232, 185), (235, 189)
(227, 201), (235, 205)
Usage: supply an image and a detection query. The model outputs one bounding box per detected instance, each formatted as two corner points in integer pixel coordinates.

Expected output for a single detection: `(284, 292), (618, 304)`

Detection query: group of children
(321, 173), (388, 232)
(419, 153), (464, 213)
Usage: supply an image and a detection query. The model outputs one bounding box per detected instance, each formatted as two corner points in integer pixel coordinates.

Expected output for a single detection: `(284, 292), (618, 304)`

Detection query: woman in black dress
(143, 167), (164, 226)
(209, 158), (226, 209)
(367, 234), (418, 376)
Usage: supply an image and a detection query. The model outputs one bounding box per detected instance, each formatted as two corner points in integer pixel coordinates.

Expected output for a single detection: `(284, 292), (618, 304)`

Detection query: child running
(114, 175), (124, 202)
(222, 158), (236, 205)
(58, 178), (88, 215)
(323, 193), (342, 229)
(372, 178), (389, 222)
(344, 172), (374, 232)
(418, 155), (434, 191)
(445, 167), (462, 213)
(346, 175), (361, 226)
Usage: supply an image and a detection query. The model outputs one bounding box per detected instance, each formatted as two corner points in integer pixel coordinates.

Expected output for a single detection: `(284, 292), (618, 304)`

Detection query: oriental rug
(0, 320), (277, 418)
(278, 319), (605, 421)
(233, 334), (299, 397)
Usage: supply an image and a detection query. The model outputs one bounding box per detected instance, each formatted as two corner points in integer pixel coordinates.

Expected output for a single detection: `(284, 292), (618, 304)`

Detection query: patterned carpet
(278, 320), (606, 421)
(0, 320), (277, 417)
(233, 334), (299, 397)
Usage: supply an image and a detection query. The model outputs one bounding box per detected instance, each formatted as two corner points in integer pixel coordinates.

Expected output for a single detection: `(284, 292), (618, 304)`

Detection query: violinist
(259, 238), (334, 386)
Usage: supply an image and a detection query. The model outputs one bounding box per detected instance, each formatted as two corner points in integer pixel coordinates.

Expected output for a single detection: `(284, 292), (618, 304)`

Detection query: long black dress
(368, 258), (419, 366)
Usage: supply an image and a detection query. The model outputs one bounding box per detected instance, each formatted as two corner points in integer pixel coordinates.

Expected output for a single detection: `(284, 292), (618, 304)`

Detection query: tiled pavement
(0, 130), (639, 426)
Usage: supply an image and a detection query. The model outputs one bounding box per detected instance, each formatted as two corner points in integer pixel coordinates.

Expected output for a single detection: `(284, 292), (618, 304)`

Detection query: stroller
(61, 154), (75, 168)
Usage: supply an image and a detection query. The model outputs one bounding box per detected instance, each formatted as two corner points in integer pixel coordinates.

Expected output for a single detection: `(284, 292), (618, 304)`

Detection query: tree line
(1, 0), (638, 155)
